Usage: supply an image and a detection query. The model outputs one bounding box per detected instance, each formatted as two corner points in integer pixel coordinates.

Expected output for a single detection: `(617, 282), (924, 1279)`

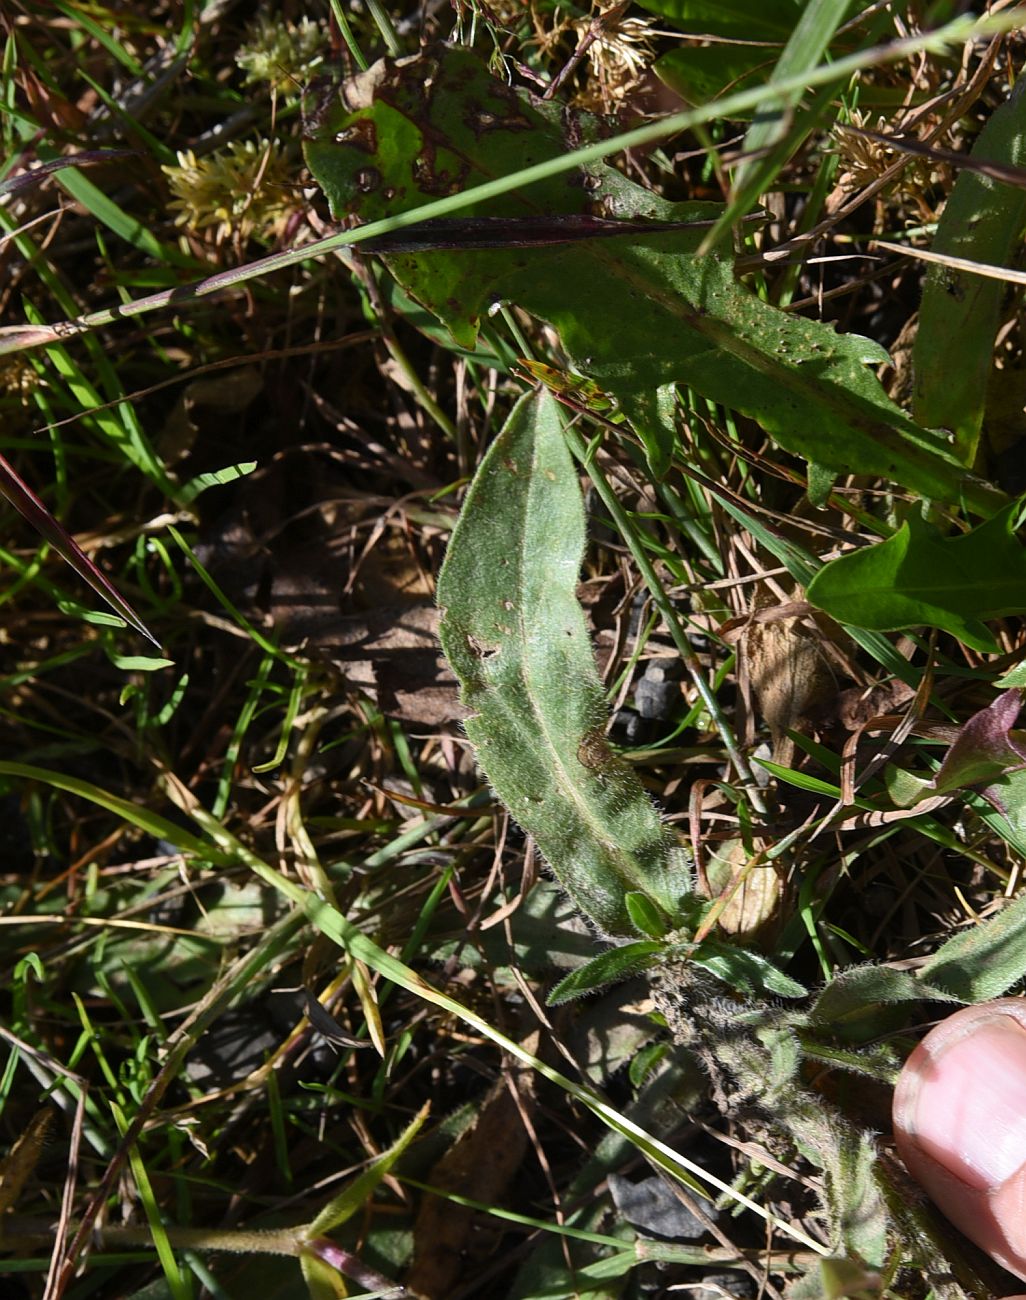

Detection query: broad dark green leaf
(304, 43), (993, 504)
(913, 77), (1026, 466)
(655, 47), (771, 116)
(635, 0), (800, 41)
(806, 504), (1026, 651)
(437, 389), (691, 936)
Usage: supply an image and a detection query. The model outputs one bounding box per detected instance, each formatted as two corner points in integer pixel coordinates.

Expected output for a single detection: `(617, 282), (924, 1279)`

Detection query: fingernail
(900, 1014), (1026, 1190)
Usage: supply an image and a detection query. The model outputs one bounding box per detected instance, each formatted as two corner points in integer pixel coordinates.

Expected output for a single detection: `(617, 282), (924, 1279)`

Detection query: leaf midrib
(514, 405), (661, 905)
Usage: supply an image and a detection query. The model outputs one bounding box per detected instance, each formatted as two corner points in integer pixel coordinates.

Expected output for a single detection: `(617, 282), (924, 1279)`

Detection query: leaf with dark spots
(305, 42), (998, 506)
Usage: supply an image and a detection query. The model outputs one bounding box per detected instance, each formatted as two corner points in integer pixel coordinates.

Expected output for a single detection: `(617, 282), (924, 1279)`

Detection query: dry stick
(0, 1027), (88, 1300)
(542, 0), (632, 102)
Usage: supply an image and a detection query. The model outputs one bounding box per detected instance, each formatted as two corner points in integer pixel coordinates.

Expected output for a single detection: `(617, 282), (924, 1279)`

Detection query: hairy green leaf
(810, 965), (959, 1033)
(997, 657), (1026, 688)
(691, 938), (807, 999)
(919, 884), (1026, 1001)
(304, 43), (995, 506)
(548, 941), (665, 1006)
(967, 769), (1026, 859)
(437, 389), (690, 936)
(806, 503), (1026, 650)
(625, 890), (670, 938)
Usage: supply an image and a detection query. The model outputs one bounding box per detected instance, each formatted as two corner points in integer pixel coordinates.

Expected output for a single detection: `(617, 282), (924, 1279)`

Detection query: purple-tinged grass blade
(0, 324), (83, 352)
(355, 212), (750, 252)
(0, 452), (158, 645)
(0, 150), (137, 199)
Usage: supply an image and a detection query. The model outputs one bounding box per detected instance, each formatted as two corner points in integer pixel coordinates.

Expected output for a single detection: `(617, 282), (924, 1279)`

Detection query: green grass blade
(0, 762), (223, 863)
(0, 451), (157, 643)
(738, 0), (851, 170)
(704, 0), (853, 247)
(112, 1101), (192, 1300)
(307, 1103), (429, 1235)
(50, 0), (144, 75)
(42, 152), (181, 265)
(0, 760), (829, 1256)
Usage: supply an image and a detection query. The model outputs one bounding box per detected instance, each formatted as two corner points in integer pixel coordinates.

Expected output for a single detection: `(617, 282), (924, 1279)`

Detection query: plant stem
(328, 0), (369, 71)
(564, 422), (770, 819)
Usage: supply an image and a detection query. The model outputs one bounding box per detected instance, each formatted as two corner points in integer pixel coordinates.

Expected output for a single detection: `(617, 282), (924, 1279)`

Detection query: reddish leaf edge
(0, 452), (158, 646)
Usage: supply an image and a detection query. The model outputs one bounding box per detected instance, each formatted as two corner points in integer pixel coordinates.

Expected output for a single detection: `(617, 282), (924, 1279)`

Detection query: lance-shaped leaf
(304, 42), (994, 506)
(548, 941), (665, 1006)
(918, 884), (1026, 1002)
(690, 937), (806, 999)
(437, 388), (690, 937)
